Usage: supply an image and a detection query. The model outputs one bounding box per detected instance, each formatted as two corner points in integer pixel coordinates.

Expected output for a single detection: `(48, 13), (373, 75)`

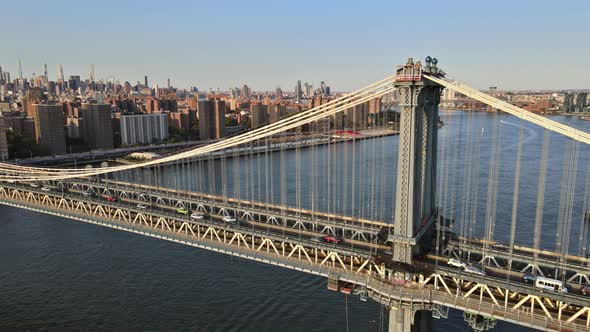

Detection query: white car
(465, 265), (486, 276)
(447, 258), (467, 269)
(41, 187), (52, 192)
(492, 243), (509, 250)
(222, 216), (237, 223)
(191, 213), (205, 220)
(136, 204), (149, 209)
(30, 183), (40, 188)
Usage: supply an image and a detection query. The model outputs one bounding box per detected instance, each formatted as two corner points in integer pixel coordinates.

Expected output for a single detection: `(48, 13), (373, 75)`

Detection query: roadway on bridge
(2, 183), (590, 330)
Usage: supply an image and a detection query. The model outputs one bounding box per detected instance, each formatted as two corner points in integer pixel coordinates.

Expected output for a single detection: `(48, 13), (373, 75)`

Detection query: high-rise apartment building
(120, 113), (168, 146)
(275, 87), (282, 100)
(68, 75), (81, 91)
(346, 101), (369, 129)
(563, 93), (575, 113)
(198, 99), (225, 140)
(368, 97), (382, 114)
(23, 87), (45, 117)
(442, 88), (456, 101)
(0, 114), (8, 160)
(575, 93), (588, 112)
(268, 103), (287, 123)
(250, 102), (267, 129)
(80, 102), (114, 149)
(32, 103), (67, 155)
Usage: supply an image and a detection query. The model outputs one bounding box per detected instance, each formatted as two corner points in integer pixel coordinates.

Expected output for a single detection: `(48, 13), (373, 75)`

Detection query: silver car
(223, 215), (236, 222)
(191, 212), (205, 220)
(465, 265), (486, 276)
(447, 258), (467, 269)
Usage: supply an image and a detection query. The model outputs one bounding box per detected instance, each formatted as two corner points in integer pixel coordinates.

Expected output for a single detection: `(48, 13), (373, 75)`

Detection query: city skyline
(1, 0), (588, 91)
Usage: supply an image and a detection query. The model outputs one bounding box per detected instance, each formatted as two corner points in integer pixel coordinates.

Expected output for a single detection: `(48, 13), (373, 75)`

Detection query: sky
(1, 0), (588, 91)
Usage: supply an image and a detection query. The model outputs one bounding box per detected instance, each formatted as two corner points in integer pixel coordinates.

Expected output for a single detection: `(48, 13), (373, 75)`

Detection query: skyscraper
(80, 102), (114, 149)
(144, 75), (148, 88)
(295, 80), (302, 102)
(241, 84), (250, 99)
(32, 103), (67, 155)
(44, 63), (48, 78)
(57, 64), (64, 82)
(0, 65), (3, 85)
(68, 76), (81, 91)
(320, 81), (330, 95)
(90, 64), (95, 82)
(198, 99), (225, 140)
(231, 87), (240, 99)
(167, 78), (171, 90)
(17, 59), (23, 79)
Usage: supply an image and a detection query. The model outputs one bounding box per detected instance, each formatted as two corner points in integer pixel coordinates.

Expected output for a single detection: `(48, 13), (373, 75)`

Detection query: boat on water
(579, 115), (590, 121)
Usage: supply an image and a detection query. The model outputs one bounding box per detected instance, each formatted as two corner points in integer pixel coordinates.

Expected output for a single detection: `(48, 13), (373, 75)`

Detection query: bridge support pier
(388, 308), (432, 332)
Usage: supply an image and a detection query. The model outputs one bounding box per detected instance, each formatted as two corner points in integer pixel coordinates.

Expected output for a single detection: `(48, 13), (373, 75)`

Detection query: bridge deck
(2, 184), (590, 331)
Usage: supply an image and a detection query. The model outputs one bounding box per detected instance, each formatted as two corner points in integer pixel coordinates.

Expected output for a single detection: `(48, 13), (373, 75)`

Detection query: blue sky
(2, 0), (588, 91)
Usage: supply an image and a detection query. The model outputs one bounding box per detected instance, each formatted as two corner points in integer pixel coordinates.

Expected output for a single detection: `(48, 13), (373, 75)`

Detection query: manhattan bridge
(1, 57), (590, 331)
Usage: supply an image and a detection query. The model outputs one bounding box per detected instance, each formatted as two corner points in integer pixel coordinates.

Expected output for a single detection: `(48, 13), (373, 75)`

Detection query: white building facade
(120, 113), (168, 146)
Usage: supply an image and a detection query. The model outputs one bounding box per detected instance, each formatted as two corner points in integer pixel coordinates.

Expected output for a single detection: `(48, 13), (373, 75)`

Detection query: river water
(1, 111), (589, 331)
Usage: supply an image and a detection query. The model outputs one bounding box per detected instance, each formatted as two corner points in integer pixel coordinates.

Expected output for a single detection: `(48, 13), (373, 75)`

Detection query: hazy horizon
(2, 0), (588, 91)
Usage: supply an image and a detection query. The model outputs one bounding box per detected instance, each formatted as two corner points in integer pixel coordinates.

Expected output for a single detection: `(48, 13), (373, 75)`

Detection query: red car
(105, 196), (117, 202)
(323, 236), (341, 244)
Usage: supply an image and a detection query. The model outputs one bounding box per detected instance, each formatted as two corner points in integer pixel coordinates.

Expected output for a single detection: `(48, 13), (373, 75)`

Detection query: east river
(1, 110), (589, 331)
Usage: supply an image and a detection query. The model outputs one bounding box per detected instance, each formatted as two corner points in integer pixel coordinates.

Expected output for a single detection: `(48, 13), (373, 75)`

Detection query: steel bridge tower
(387, 57), (445, 332)
(390, 57), (444, 264)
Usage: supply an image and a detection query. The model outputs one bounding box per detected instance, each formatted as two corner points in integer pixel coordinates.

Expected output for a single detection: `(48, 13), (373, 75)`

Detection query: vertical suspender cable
(483, 114), (501, 263)
(579, 154), (590, 257)
(533, 131), (550, 275)
(508, 123), (524, 277)
(468, 126), (482, 262)
(459, 113), (474, 247)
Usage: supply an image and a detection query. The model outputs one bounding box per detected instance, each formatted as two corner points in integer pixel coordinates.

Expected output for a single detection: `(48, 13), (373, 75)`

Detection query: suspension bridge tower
(390, 57), (445, 264)
(386, 57), (445, 332)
